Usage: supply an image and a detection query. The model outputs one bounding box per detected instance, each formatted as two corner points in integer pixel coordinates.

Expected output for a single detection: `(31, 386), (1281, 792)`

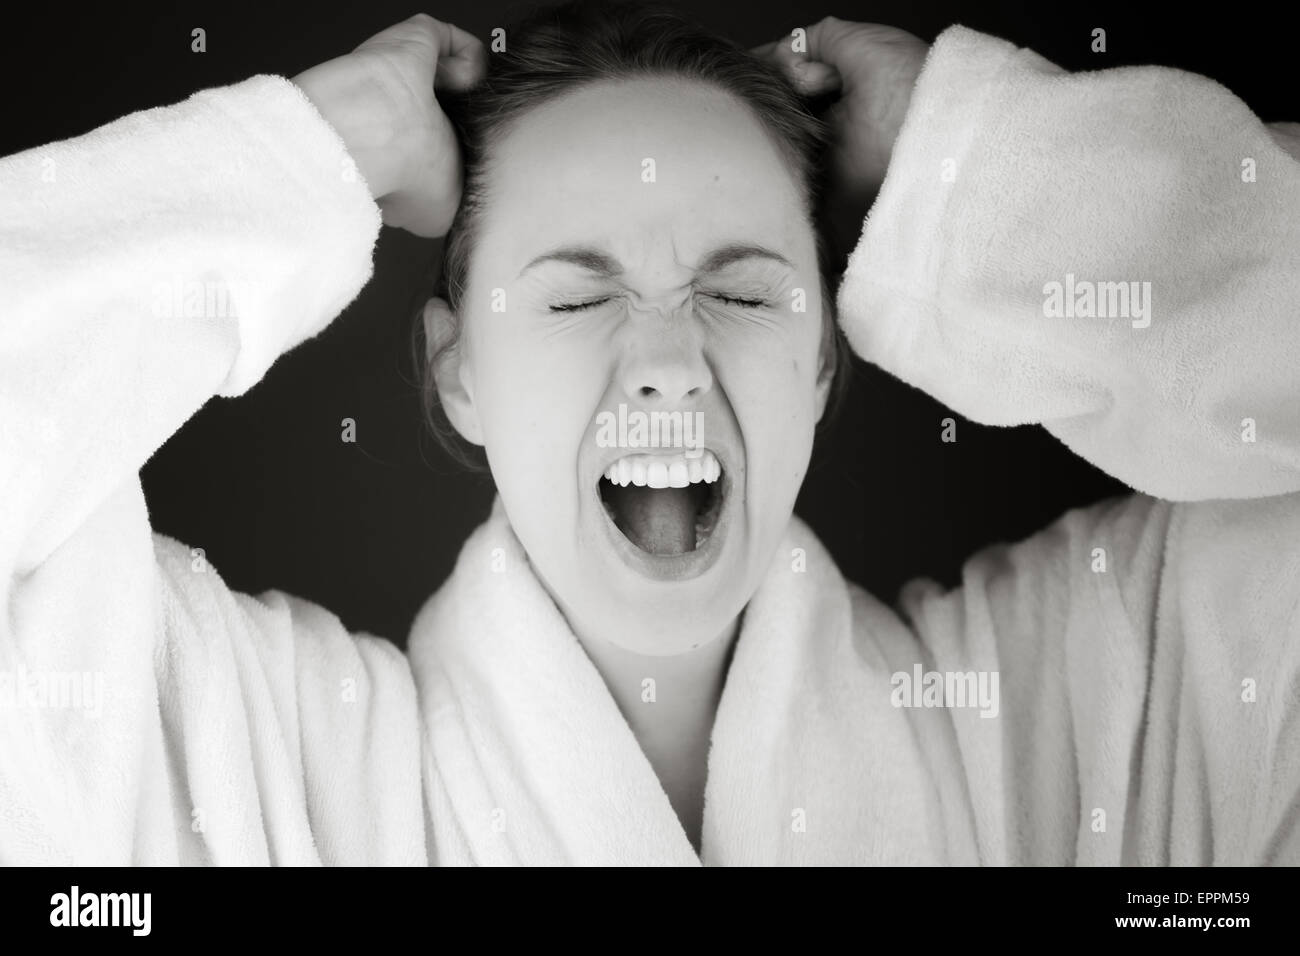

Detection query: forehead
(475, 77), (810, 271)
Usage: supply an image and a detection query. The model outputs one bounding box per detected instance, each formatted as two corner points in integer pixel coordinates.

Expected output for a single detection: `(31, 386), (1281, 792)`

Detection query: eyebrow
(518, 242), (793, 279)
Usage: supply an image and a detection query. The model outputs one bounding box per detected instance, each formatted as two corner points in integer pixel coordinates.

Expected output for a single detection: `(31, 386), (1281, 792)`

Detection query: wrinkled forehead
(474, 77), (813, 275)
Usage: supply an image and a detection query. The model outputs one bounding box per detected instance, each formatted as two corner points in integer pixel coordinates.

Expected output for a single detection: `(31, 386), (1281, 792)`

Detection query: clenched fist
(293, 14), (486, 237)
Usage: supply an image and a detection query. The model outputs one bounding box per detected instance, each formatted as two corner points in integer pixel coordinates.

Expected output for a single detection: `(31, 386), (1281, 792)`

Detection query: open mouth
(598, 450), (725, 556)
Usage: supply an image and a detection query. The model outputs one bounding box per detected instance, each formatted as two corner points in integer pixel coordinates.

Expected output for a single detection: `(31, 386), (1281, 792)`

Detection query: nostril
(638, 386), (657, 398)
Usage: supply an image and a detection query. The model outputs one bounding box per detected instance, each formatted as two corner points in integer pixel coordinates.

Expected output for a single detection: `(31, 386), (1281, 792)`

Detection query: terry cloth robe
(1, 25), (1298, 866)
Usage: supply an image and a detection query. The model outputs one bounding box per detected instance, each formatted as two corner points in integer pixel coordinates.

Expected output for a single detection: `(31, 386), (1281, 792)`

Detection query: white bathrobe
(1, 26), (1297, 865)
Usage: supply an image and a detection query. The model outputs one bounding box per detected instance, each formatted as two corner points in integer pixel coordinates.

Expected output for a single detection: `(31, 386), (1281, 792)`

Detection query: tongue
(607, 485), (697, 555)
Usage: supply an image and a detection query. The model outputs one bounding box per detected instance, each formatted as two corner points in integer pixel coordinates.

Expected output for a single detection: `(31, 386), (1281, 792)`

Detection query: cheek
(471, 307), (600, 415)
(715, 321), (823, 501)
(713, 302), (824, 412)
(466, 313), (608, 504)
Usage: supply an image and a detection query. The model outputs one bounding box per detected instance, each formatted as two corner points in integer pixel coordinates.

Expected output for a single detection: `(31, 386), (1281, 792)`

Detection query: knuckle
(404, 12), (443, 38)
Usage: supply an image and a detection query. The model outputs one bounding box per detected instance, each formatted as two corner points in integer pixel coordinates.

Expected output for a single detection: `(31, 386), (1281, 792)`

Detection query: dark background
(2, 2), (1291, 645)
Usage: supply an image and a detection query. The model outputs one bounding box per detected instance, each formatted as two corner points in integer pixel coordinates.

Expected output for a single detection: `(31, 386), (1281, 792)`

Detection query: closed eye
(548, 297), (614, 313)
(548, 293), (769, 312)
(707, 294), (768, 308)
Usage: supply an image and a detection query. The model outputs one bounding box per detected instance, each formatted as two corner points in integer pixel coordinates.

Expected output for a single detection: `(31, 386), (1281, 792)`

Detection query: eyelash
(548, 294), (768, 313)
(548, 298), (612, 313)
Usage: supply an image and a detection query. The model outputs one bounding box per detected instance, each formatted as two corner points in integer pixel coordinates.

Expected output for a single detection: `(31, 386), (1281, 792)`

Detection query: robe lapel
(409, 499), (949, 866)
(409, 499), (699, 866)
(701, 516), (952, 865)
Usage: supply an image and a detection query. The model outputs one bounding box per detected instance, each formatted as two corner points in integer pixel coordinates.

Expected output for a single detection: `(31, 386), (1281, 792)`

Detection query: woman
(1, 1), (1297, 865)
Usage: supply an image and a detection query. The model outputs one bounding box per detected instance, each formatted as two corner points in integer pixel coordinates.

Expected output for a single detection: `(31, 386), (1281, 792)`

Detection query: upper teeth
(603, 450), (721, 488)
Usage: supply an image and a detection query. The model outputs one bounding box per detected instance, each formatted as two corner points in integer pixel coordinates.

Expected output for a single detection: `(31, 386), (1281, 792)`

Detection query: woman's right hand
(292, 14), (486, 238)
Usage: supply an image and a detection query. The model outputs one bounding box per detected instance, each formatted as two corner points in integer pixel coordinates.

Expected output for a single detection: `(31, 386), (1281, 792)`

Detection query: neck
(577, 616), (741, 728)
(574, 614), (742, 851)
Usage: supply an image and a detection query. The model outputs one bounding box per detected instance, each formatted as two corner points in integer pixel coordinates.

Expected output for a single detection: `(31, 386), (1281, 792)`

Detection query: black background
(1, 2), (1291, 644)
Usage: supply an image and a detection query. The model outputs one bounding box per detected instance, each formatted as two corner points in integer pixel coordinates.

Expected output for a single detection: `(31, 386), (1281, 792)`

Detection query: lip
(590, 445), (737, 582)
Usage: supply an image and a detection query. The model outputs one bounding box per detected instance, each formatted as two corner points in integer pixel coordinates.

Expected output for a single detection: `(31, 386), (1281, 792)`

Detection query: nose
(616, 314), (713, 405)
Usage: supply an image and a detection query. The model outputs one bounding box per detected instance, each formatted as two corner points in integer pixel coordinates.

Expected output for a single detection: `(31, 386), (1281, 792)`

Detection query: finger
(751, 28), (847, 97)
(362, 15), (486, 91)
(357, 12), (445, 52)
(791, 59), (842, 95)
(430, 19), (488, 91)
(800, 15), (858, 67)
(750, 31), (807, 71)
(752, 34), (841, 99)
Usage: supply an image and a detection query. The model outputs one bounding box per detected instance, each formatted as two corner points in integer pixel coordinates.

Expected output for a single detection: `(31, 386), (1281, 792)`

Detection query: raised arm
(0, 73), (380, 577)
(0, 15), (480, 864)
(832, 24), (1300, 501)
(758, 20), (1300, 863)
(0, 14), (483, 578)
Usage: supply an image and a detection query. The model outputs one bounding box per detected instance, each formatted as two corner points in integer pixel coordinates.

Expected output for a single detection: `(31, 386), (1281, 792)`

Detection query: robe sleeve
(838, 25), (1300, 864)
(0, 76), (425, 864)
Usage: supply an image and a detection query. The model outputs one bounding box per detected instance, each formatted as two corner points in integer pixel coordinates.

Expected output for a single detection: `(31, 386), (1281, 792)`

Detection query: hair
(415, 0), (854, 470)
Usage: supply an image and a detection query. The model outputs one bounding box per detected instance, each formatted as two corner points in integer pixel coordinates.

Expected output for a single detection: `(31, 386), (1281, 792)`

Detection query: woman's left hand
(753, 17), (928, 253)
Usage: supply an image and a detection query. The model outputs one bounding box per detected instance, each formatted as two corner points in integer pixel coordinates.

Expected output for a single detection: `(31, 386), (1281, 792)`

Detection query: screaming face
(431, 77), (833, 656)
